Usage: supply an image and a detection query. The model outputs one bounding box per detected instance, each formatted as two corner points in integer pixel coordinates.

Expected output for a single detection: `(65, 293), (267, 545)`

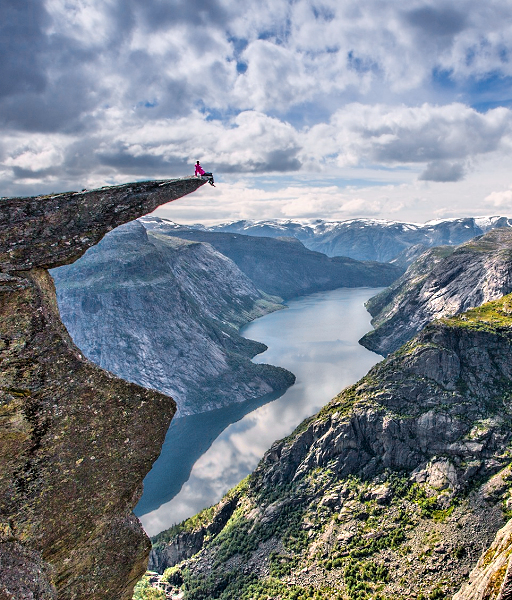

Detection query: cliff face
(52, 221), (294, 416)
(140, 219), (401, 299)
(0, 178), (205, 600)
(360, 228), (512, 356)
(453, 519), (512, 600)
(150, 295), (512, 600)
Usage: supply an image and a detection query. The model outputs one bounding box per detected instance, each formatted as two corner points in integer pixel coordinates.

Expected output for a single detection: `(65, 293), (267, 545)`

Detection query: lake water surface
(138, 287), (383, 536)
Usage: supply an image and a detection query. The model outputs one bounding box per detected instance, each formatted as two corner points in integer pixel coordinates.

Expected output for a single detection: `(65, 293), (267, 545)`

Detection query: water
(137, 287), (383, 537)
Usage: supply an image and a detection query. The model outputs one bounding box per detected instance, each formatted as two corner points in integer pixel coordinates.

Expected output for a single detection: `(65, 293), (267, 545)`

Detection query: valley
(3, 182), (512, 600)
(141, 220), (512, 600)
(149, 293), (512, 600)
(137, 287), (383, 534)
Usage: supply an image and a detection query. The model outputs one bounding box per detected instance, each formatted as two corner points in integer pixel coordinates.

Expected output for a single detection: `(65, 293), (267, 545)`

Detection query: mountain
(148, 295), (512, 600)
(170, 216), (512, 262)
(0, 178), (206, 600)
(360, 228), (512, 356)
(52, 221), (294, 417)
(140, 218), (401, 299)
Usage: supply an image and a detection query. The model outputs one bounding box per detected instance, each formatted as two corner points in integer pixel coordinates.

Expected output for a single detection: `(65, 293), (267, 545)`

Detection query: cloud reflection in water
(140, 287), (383, 536)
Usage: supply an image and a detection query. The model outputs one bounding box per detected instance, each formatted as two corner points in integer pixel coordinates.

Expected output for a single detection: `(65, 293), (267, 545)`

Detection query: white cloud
(485, 188), (512, 208)
(2, 0), (512, 223)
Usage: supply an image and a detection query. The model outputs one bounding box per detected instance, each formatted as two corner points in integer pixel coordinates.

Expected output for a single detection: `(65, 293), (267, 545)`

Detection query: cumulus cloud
(419, 161), (466, 182)
(485, 188), (512, 207)
(3, 0), (512, 220)
(303, 103), (512, 176)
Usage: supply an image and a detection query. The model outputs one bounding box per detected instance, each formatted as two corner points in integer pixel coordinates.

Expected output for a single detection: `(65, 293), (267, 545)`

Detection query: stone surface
(0, 178), (205, 599)
(0, 177), (205, 272)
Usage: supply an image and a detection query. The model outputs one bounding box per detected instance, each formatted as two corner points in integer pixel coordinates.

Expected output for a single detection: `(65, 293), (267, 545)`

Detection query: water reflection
(139, 287), (383, 536)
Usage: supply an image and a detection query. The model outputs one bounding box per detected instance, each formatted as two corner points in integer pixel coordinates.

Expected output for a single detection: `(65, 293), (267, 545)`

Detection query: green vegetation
(132, 575), (165, 600)
(181, 569), (336, 600)
(152, 477), (252, 550)
(442, 293), (512, 333)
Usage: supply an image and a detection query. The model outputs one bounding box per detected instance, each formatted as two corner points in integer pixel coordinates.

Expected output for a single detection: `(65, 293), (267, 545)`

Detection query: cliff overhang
(0, 177), (206, 599)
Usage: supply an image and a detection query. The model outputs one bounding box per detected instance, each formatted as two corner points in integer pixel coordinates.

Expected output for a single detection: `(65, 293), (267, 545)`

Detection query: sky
(3, 0), (512, 224)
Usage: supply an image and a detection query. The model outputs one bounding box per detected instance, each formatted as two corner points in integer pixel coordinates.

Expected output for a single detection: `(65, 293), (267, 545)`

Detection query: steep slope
(453, 519), (512, 600)
(140, 219), (401, 299)
(149, 295), (512, 600)
(0, 178), (205, 600)
(360, 228), (512, 356)
(52, 221), (294, 416)
(203, 216), (512, 261)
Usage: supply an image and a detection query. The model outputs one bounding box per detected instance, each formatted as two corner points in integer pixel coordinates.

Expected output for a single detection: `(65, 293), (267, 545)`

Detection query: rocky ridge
(52, 220), (294, 416)
(360, 228), (512, 356)
(149, 295), (512, 600)
(0, 178), (205, 600)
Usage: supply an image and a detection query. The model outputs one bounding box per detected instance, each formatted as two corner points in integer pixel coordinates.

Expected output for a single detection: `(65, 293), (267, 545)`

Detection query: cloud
(0, 0), (50, 100)
(404, 7), (467, 38)
(2, 0), (512, 222)
(485, 188), (512, 207)
(304, 103), (512, 173)
(419, 161), (466, 182)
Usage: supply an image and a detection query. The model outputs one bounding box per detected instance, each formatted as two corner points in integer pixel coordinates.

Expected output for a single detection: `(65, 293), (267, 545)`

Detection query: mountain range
(141, 217), (401, 299)
(150, 215), (512, 262)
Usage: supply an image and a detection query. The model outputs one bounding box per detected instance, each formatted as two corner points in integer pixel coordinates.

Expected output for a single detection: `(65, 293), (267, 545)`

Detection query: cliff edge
(0, 178), (205, 600)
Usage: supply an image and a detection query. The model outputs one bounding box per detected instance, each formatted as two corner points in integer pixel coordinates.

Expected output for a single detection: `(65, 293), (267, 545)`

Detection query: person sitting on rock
(195, 161), (215, 186)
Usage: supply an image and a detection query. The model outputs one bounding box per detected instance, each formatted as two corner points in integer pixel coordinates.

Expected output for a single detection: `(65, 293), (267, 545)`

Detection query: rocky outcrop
(140, 218), (401, 299)
(453, 519), (512, 600)
(360, 228), (512, 356)
(148, 495), (240, 573)
(51, 221), (294, 416)
(203, 216), (512, 261)
(0, 178), (205, 600)
(151, 295), (512, 600)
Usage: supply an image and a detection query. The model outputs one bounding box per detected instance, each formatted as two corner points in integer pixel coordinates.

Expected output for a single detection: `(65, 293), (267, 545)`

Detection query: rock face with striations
(0, 178), (205, 600)
(360, 228), (512, 356)
(149, 295), (512, 600)
(51, 220), (294, 416)
(453, 518), (512, 600)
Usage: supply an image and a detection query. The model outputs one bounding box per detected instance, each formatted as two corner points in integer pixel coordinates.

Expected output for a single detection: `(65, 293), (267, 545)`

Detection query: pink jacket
(195, 163), (205, 176)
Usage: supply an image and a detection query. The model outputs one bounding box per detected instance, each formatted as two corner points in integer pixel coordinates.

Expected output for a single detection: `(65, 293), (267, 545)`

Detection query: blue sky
(2, 0), (512, 223)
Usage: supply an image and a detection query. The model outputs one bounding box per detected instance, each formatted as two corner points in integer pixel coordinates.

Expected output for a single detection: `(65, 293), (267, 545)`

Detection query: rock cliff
(0, 178), (205, 600)
(51, 221), (294, 416)
(360, 228), (512, 356)
(150, 295), (512, 600)
(453, 519), (512, 600)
